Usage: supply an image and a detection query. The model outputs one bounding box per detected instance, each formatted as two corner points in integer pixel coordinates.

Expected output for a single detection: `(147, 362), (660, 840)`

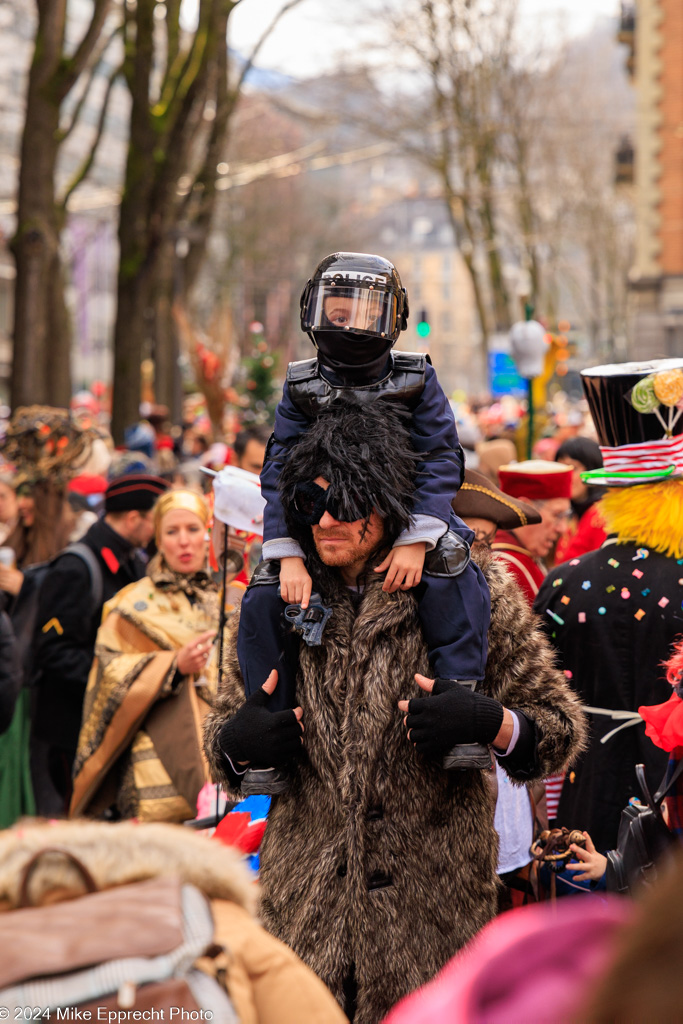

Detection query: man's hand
(177, 630), (217, 676)
(566, 832), (607, 882)
(219, 670), (304, 767)
(398, 674), (506, 758)
(0, 565), (23, 596)
(375, 542), (426, 593)
(280, 556), (313, 609)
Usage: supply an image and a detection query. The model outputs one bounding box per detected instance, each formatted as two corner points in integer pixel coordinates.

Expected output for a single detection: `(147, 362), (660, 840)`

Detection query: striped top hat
(581, 359), (683, 486)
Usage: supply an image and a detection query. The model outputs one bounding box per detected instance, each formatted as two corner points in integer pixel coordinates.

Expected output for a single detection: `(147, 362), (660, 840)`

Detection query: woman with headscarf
(70, 489), (219, 823)
(554, 436), (607, 564)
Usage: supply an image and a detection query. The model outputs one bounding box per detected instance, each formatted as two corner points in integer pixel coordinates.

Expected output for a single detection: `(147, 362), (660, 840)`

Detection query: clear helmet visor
(302, 281), (399, 340)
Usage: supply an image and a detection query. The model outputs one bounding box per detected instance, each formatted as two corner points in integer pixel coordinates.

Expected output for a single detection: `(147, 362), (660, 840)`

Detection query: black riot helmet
(300, 253), (409, 366)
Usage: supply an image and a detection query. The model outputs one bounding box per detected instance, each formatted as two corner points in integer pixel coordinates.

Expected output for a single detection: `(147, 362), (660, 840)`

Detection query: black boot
(441, 679), (493, 770)
(442, 743), (493, 770)
(241, 766), (290, 797)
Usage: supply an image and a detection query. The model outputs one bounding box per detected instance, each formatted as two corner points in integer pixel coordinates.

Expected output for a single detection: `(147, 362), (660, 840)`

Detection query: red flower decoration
(639, 693), (683, 751)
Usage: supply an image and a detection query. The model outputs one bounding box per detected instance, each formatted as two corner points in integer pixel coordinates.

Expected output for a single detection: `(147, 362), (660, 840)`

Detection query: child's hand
(280, 556), (312, 608)
(375, 542), (426, 593)
(566, 832), (607, 882)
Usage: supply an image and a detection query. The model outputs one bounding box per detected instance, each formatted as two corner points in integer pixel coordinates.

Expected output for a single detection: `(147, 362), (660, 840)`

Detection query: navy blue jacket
(261, 358), (465, 544)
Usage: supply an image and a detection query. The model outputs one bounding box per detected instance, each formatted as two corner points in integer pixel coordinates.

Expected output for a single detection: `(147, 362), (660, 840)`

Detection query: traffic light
(416, 309), (431, 338)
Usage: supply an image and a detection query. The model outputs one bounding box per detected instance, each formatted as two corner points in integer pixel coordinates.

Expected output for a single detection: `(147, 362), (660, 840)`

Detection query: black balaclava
(313, 330), (394, 384)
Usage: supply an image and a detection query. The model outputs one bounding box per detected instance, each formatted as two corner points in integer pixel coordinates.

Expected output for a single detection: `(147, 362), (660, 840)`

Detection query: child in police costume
(237, 252), (491, 793)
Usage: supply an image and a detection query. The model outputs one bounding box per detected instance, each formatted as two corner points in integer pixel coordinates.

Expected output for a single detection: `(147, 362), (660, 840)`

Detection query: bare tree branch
(59, 61), (123, 211)
(154, 0), (213, 126)
(59, 0), (115, 100)
(57, 22), (122, 143)
(229, 0), (306, 98)
(165, 0), (183, 75)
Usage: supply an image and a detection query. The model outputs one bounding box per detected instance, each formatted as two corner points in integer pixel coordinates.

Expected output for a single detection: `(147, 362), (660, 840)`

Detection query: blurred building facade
(623, 0), (683, 355)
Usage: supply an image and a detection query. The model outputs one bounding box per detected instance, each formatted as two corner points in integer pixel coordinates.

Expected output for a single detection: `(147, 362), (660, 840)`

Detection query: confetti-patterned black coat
(535, 539), (683, 851)
(206, 549), (586, 1024)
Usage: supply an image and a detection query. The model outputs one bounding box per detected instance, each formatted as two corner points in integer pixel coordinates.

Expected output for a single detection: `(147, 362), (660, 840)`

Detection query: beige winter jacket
(0, 819), (347, 1024)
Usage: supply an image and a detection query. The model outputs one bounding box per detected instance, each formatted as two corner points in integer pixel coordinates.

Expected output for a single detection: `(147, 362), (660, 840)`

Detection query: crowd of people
(1, 252), (683, 1022)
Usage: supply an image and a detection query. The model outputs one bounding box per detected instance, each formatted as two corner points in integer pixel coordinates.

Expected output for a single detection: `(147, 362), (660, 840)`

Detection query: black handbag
(606, 759), (683, 895)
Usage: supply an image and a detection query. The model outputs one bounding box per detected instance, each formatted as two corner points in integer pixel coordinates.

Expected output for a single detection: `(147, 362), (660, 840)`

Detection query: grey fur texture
(204, 548), (586, 1023)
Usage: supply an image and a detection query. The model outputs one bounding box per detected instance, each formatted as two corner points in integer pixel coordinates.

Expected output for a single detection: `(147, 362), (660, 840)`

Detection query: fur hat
(279, 399), (417, 551)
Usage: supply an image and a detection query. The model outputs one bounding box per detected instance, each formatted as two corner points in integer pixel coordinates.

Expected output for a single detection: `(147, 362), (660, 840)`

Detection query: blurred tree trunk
(111, 0), (241, 441)
(10, 0), (115, 409)
(111, 0), (304, 442)
(153, 239), (181, 422)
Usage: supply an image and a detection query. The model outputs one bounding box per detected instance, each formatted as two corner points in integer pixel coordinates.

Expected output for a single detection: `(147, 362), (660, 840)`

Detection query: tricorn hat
(452, 469), (542, 529)
(581, 358), (683, 486)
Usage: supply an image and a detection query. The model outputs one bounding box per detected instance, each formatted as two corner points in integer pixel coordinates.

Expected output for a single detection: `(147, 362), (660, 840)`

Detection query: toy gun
(283, 591), (333, 646)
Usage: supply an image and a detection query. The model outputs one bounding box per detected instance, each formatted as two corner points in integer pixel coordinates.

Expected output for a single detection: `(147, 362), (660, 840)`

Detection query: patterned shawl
(70, 561), (219, 821)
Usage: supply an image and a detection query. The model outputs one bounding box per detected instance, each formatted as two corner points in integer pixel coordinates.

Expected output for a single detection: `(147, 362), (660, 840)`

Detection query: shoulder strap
(651, 758), (683, 807)
(247, 559), (281, 588)
(635, 760), (683, 811)
(392, 351), (427, 373)
(286, 358), (319, 385)
(59, 543), (104, 610)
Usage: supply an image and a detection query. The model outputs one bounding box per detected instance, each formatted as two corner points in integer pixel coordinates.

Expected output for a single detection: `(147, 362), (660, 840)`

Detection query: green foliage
(237, 330), (280, 423)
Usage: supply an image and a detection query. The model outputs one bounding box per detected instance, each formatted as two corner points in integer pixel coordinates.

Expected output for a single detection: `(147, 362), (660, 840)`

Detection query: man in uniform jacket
(32, 473), (168, 813)
(492, 460), (573, 606)
(204, 401), (586, 1024)
(534, 358), (683, 853)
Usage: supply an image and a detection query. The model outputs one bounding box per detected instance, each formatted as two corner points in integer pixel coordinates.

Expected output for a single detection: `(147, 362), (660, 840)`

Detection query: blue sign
(488, 351), (527, 397)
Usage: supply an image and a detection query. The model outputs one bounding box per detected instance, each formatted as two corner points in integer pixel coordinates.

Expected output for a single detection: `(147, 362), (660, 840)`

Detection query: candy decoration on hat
(653, 368), (683, 407)
(628, 368), (683, 436)
(630, 375), (659, 415)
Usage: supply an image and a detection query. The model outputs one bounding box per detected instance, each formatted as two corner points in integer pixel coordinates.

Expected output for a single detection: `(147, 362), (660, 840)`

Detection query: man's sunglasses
(291, 480), (373, 525)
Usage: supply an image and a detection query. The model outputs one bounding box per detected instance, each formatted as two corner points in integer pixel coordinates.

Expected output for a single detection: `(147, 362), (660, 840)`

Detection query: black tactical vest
(286, 353), (428, 418)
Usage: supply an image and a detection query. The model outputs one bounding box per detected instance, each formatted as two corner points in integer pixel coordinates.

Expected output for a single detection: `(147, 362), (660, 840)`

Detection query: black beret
(104, 473), (169, 513)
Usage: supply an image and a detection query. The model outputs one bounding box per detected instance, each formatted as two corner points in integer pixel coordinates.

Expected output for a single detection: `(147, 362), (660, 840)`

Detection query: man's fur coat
(205, 547), (587, 1023)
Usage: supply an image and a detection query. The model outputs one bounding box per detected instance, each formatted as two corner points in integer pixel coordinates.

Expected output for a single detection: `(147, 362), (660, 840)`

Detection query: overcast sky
(228, 0), (620, 78)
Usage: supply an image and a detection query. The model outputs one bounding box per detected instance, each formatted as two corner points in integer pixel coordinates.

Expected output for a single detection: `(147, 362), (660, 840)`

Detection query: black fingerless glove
(219, 688), (303, 768)
(405, 678), (504, 759)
